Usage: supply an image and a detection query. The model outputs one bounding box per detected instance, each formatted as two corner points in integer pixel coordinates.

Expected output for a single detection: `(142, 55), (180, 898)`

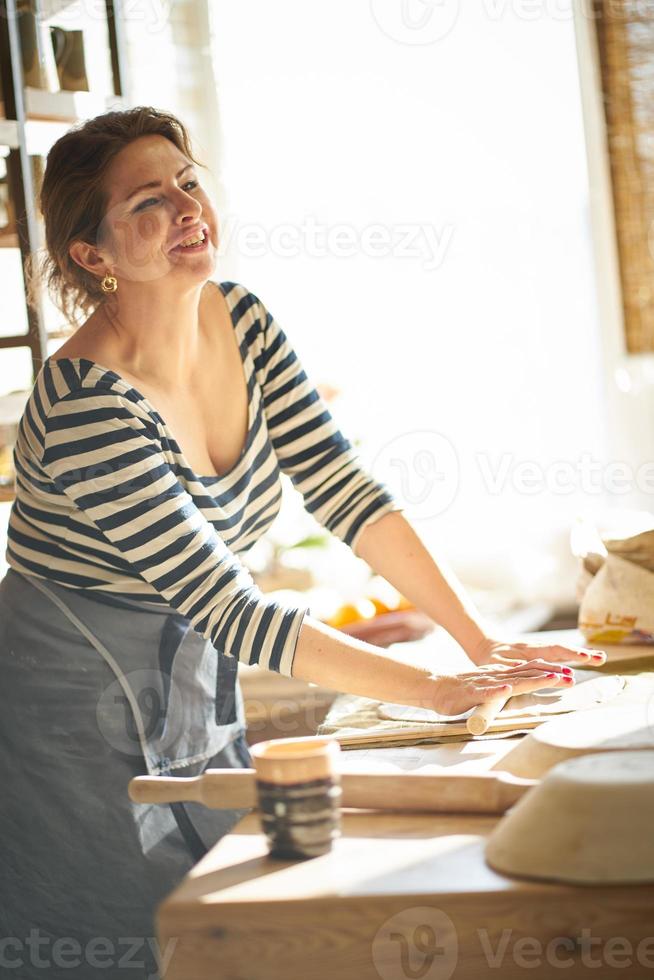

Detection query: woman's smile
(169, 226), (211, 255)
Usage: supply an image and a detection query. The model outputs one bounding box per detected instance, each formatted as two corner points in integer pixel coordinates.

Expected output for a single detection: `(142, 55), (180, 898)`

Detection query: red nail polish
(562, 667), (573, 674)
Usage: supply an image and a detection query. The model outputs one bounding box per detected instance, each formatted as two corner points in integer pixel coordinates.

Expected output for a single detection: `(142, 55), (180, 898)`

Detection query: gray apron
(0, 567), (254, 980)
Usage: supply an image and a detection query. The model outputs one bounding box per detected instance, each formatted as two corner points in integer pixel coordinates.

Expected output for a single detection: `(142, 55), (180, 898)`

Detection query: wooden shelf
(23, 118), (71, 156)
(0, 120), (19, 150)
(0, 336), (31, 350)
(24, 87), (108, 122)
(0, 0), (127, 379)
(0, 230), (19, 249)
(43, 0), (87, 15)
(23, 94), (125, 155)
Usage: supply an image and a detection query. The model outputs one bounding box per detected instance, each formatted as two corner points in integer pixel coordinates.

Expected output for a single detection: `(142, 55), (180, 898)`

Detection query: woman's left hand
(470, 637), (607, 669)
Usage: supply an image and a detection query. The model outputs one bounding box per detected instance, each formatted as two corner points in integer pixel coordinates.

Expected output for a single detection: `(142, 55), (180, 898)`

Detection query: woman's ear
(68, 239), (108, 278)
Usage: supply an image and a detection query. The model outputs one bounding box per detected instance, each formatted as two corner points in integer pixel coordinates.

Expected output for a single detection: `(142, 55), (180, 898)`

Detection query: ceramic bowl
(486, 750), (654, 884)
(496, 705), (654, 779)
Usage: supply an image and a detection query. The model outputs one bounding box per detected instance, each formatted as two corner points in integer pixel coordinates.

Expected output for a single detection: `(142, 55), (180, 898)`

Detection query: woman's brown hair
(26, 105), (205, 332)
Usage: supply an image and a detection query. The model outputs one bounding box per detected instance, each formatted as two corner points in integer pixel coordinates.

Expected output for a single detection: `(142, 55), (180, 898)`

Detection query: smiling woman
(25, 107), (212, 330)
(1, 105), (599, 980)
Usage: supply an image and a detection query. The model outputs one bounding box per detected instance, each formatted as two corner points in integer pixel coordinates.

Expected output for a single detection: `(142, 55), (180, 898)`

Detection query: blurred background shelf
(0, 0), (128, 383)
(24, 85), (118, 122)
(0, 120), (19, 148)
(0, 230), (19, 248)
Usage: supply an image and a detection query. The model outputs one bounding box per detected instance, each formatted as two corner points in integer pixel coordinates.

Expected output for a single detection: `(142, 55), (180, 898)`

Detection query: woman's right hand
(425, 661), (574, 716)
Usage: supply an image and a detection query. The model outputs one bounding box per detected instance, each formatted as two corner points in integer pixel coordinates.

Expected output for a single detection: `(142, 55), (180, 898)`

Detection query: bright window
(209, 1), (608, 605)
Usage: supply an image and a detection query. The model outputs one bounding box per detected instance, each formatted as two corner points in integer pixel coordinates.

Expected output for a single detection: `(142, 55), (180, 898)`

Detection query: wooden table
(157, 631), (654, 980)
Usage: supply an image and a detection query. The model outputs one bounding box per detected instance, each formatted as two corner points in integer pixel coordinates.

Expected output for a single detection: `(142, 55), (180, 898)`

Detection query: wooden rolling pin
(467, 692), (512, 736)
(129, 768), (535, 815)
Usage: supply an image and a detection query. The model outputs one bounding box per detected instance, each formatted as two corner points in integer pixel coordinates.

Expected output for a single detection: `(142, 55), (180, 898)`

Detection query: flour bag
(572, 518), (654, 645)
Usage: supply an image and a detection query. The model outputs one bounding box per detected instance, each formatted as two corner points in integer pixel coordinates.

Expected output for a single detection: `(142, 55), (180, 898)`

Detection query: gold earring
(100, 273), (118, 294)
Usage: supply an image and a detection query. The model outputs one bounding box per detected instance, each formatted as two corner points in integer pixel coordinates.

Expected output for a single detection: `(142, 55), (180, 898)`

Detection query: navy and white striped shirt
(6, 281), (402, 675)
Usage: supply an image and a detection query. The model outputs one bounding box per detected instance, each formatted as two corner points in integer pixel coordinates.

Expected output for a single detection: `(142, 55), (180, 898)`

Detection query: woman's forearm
(291, 614), (437, 706)
(353, 510), (493, 660)
(289, 611), (570, 716)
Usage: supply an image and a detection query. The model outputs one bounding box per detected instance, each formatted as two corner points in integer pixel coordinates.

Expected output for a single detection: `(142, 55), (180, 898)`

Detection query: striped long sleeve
(41, 387), (309, 675)
(7, 280), (404, 676)
(253, 293), (404, 549)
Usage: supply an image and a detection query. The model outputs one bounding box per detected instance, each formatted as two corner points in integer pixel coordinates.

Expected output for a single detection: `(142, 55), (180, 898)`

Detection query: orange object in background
(369, 597), (390, 616)
(324, 591), (419, 641)
(325, 598), (377, 630)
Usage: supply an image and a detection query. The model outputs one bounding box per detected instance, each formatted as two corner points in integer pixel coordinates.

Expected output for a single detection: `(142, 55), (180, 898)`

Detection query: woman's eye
(134, 180), (199, 213)
(134, 197), (159, 212)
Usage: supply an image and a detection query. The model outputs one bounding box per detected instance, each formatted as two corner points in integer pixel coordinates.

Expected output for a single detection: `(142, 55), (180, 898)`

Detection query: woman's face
(94, 133), (218, 288)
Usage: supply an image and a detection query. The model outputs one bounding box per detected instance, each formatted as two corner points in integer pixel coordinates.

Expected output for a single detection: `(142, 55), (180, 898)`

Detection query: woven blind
(593, 0), (654, 352)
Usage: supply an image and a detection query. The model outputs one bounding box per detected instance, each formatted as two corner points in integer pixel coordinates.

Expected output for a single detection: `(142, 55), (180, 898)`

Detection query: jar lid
(250, 736), (341, 785)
